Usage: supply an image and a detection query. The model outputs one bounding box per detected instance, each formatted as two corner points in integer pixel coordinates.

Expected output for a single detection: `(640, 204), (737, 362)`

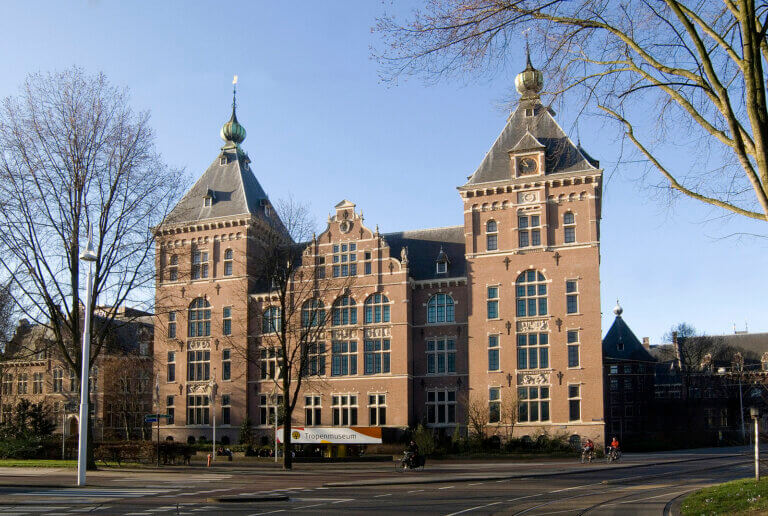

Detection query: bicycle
(395, 451), (425, 472)
(579, 447), (595, 464)
(606, 447), (621, 463)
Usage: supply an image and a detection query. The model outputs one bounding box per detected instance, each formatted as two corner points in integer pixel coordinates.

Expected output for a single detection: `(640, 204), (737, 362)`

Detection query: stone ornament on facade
(364, 327), (391, 338)
(187, 340), (211, 351)
(519, 373), (549, 385)
(187, 382), (210, 394)
(517, 319), (549, 332)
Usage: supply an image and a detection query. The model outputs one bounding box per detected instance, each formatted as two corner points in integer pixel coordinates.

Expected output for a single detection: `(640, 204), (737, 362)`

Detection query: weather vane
(232, 75), (238, 109)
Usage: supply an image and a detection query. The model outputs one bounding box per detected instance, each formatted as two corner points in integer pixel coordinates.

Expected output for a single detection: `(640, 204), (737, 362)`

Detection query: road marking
(408, 489), (424, 493)
(439, 486), (455, 490)
(445, 501), (502, 516)
(294, 504), (324, 509)
(608, 489), (696, 506)
(374, 494), (392, 498)
(468, 482), (484, 486)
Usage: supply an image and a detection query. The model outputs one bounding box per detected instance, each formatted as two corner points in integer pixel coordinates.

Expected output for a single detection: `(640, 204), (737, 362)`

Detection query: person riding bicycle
(582, 439), (595, 461)
(608, 437), (620, 459)
(404, 440), (420, 468)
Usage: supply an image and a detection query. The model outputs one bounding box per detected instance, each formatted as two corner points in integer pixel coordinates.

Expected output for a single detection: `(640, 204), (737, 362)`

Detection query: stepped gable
(384, 226), (466, 280)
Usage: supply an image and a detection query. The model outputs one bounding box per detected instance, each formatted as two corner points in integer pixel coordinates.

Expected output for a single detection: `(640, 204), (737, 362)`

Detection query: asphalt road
(0, 448), (757, 515)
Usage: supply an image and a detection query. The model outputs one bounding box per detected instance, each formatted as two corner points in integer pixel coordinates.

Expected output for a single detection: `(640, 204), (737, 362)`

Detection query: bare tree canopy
(0, 67), (183, 377)
(376, 1), (768, 223)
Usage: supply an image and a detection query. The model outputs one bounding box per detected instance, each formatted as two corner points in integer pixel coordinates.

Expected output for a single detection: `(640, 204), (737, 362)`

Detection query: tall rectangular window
(489, 387), (501, 423)
(222, 306), (232, 336)
(518, 386), (550, 422)
(305, 395), (321, 426)
(568, 384), (581, 421)
(168, 255), (178, 281)
(567, 330), (580, 367)
(426, 338), (456, 375)
(563, 212), (576, 243)
(17, 373), (28, 394)
(167, 351), (176, 382)
(332, 395), (358, 426)
(1, 374), (12, 395)
(305, 343), (326, 376)
(187, 395), (209, 425)
(260, 348), (282, 380)
(517, 333), (549, 369)
(487, 286), (499, 319)
(52, 370), (62, 393)
(223, 249), (233, 276)
(566, 280), (579, 314)
(369, 394), (386, 426)
(222, 394), (231, 425)
(363, 339), (390, 375)
(331, 341), (357, 376)
(168, 311), (176, 339)
(426, 389), (456, 425)
(488, 335), (500, 371)
(192, 250), (209, 280)
(69, 371), (76, 392)
(332, 243), (357, 277)
(518, 214), (541, 247)
(259, 393), (282, 425)
(187, 350), (210, 381)
(33, 373), (43, 394)
(166, 395), (174, 424)
(222, 349), (231, 381)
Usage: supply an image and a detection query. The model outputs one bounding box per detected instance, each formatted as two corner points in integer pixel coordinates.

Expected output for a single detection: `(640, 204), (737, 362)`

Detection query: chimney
(672, 331), (683, 370)
(642, 337), (650, 351)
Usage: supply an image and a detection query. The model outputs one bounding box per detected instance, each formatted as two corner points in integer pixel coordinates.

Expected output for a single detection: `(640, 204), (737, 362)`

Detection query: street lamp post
(77, 227), (97, 487)
(751, 407), (760, 481)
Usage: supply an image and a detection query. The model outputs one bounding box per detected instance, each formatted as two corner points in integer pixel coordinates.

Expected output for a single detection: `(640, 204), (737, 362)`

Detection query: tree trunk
(282, 397), (293, 470)
(86, 412), (96, 470)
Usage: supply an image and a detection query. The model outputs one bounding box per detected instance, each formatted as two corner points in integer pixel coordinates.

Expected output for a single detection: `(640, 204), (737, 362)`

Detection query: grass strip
(681, 477), (768, 515)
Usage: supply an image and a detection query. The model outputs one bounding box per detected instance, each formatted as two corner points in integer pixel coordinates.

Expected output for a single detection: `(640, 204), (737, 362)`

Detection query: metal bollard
(207, 454), (212, 467)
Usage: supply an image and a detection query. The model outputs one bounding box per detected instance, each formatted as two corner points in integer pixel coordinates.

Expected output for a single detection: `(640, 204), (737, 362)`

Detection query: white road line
(247, 510), (285, 516)
(445, 501), (502, 516)
(439, 486), (455, 490)
(468, 482), (484, 486)
(294, 504), (324, 509)
(373, 494), (392, 498)
(609, 489), (696, 506)
(408, 489), (424, 493)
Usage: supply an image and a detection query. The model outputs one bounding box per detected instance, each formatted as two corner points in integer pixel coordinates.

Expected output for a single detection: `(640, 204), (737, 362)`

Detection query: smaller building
(0, 306), (154, 442)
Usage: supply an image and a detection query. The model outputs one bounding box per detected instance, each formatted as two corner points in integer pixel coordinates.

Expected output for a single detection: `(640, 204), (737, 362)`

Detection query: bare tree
(465, 393), (490, 441)
(0, 282), (14, 353)
(0, 68), (183, 466)
(376, 1), (768, 224)
(244, 198), (357, 470)
(101, 355), (153, 441)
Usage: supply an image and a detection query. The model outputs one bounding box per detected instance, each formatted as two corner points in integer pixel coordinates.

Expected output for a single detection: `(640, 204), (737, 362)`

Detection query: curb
(207, 494), (289, 503)
(323, 454), (743, 487)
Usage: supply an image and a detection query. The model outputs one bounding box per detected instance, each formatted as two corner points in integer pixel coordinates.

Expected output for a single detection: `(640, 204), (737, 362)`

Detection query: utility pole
(751, 407), (760, 481)
(77, 227), (97, 487)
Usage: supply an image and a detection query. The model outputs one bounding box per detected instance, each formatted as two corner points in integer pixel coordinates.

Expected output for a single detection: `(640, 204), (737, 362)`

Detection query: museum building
(153, 57), (606, 446)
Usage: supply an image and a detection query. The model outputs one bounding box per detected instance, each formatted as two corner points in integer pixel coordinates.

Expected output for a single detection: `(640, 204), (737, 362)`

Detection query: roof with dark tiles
(602, 314), (656, 363)
(383, 226), (466, 281)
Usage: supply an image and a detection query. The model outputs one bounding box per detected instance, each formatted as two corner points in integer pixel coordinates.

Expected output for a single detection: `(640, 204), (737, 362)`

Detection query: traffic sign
(144, 413), (171, 423)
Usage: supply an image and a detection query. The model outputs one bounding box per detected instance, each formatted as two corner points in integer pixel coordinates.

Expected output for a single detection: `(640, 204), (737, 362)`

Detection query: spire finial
(525, 34), (532, 69)
(220, 75), (246, 146)
(515, 33), (543, 100)
(232, 75), (238, 112)
(613, 299), (623, 317)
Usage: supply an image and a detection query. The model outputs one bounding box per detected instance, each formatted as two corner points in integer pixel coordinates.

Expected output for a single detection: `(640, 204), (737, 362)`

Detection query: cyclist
(582, 439), (595, 462)
(608, 437), (620, 460)
(404, 440), (420, 469)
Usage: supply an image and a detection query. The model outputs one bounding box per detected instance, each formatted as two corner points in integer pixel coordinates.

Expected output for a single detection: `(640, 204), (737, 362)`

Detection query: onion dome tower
(514, 43), (544, 100)
(220, 76), (246, 149)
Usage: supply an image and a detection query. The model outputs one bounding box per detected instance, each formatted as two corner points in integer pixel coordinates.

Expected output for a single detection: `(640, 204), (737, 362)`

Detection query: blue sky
(1, 1), (765, 342)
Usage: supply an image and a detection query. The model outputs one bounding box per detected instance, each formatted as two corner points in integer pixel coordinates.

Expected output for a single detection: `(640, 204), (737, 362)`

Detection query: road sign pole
(157, 417), (160, 467)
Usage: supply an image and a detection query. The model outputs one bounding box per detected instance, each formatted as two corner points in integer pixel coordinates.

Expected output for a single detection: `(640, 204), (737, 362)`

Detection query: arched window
(516, 270), (547, 317)
(188, 298), (211, 337)
(332, 296), (357, 326)
(563, 212), (575, 243)
(262, 307), (281, 334)
(486, 220), (498, 251)
(301, 299), (325, 328)
(223, 249), (233, 276)
(427, 293), (455, 323)
(364, 293), (390, 324)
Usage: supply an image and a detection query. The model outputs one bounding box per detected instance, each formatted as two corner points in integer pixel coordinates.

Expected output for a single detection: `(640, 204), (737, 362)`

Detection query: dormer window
(525, 107), (534, 117)
(436, 261), (447, 274)
(204, 197), (212, 207)
(220, 156), (227, 165)
(435, 246), (449, 275)
(204, 189), (215, 208)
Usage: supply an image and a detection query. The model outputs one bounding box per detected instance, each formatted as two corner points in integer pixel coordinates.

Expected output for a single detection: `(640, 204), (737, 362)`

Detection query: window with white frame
(331, 341), (357, 376)
(332, 296), (357, 326)
(563, 212), (575, 243)
(518, 214), (541, 247)
(223, 306), (232, 336)
(426, 338), (456, 374)
(259, 347), (282, 380)
(192, 250), (209, 279)
(17, 373), (28, 394)
(363, 251), (372, 275)
(489, 387), (501, 423)
(187, 349), (210, 381)
(516, 332), (549, 369)
(0, 404), (11, 423)
(368, 393), (386, 426)
(33, 372), (43, 394)
(486, 220), (498, 251)
(167, 351), (176, 382)
(52, 369), (62, 393)
(2, 374), (12, 395)
(222, 394), (231, 425)
(566, 280), (579, 314)
(426, 389), (456, 425)
(166, 395), (174, 424)
(364, 293), (390, 324)
(363, 339), (390, 374)
(305, 395), (321, 425)
(188, 298), (211, 337)
(518, 385), (550, 422)
(259, 393), (283, 425)
(487, 286), (499, 319)
(567, 330), (580, 367)
(488, 335), (500, 371)
(69, 371), (76, 391)
(427, 293), (454, 323)
(223, 248), (233, 276)
(568, 384), (581, 421)
(516, 270), (547, 317)
(305, 342), (326, 376)
(332, 394), (358, 426)
(301, 299), (325, 328)
(222, 349), (231, 380)
(168, 255), (178, 281)
(187, 395), (209, 425)
(332, 243), (357, 277)
(168, 311), (176, 339)
(262, 306), (281, 334)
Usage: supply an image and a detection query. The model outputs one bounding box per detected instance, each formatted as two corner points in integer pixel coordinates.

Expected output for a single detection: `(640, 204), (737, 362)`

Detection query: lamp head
(80, 225), (97, 262)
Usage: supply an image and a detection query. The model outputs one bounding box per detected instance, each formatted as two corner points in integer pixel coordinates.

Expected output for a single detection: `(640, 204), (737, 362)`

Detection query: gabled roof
(464, 101), (599, 186)
(602, 315), (656, 363)
(384, 226), (466, 281)
(164, 147), (269, 225)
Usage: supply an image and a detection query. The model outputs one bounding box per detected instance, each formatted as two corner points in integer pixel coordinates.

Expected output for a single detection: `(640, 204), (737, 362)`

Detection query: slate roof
(383, 226), (466, 281)
(165, 147), (269, 225)
(464, 102), (599, 186)
(602, 315), (656, 363)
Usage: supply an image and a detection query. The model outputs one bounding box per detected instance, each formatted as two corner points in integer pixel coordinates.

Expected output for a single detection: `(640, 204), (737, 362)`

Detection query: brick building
(153, 58), (606, 445)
